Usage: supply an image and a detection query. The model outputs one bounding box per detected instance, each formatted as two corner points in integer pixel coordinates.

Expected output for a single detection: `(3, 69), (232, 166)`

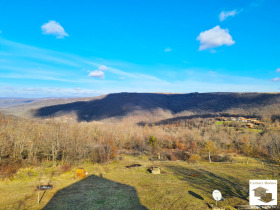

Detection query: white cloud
(196, 25), (235, 51)
(271, 77), (280, 82)
(87, 65), (107, 79)
(276, 68), (280, 72)
(98, 65), (108, 71)
(219, 10), (239, 21)
(41, 20), (69, 39)
(88, 70), (105, 79)
(164, 48), (172, 52)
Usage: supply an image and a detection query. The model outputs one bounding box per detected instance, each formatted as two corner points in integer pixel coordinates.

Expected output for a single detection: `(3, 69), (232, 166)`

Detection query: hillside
(0, 98), (42, 109)
(2, 92), (280, 122)
(0, 97), (93, 118)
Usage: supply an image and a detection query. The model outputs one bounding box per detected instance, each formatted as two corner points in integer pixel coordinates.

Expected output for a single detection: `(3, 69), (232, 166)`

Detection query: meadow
(1, 155), (279, 209)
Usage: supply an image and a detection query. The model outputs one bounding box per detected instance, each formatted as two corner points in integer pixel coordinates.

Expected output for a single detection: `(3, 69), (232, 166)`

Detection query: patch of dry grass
(0, 156), (279, 209)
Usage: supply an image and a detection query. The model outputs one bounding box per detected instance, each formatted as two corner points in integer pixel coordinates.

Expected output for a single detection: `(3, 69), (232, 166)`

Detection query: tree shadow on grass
(43, 175), (147, 210)
(188, 191), (204, 200)
(167, 165), (249, 202)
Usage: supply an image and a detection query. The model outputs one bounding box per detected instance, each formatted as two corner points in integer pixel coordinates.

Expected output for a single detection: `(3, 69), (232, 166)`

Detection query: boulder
(148, 167), (161, 174)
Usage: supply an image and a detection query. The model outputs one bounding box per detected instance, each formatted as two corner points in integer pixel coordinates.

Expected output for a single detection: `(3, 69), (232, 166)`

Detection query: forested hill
(29, 92), (280, 122)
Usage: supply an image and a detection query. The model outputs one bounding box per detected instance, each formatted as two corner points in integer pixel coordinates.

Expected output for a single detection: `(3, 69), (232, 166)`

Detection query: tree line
(1, 112), (280, 178)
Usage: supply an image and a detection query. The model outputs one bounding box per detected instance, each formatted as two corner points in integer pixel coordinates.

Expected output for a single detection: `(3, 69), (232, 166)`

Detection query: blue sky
(0, 0), (279, 97)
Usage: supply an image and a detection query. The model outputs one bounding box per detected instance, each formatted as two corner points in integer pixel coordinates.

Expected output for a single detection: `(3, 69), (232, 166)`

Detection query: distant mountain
(24, 92), (280, 122)
(2, 92), (280, 122)
(0, 97), (92, 118)
(0, 98), (41, 109)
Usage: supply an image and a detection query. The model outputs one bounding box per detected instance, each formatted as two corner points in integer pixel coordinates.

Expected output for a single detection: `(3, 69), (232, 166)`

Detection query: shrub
(148, 136), (157, 147)
(164, 149), (190, 161)
(165, 151), (178, 161)
(188, 154), (201, 163)
(0, 159), (22, 179)
(60, 163), (71, 173)
(110, 146), (118, 159)
(174, 150), (190, 161)
(211, 154), (233, 162)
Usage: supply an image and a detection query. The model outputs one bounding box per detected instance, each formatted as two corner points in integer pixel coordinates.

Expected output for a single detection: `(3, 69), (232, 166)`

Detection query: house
(252, 187), (268, 197)
(246, 123), (254, 128)
(238, 117), (247, 122)
(254, 120), (262, 125)
(259, 193), (273, 203)
(238, 117), (241, 121)
(230, 117), (236, 121)
(222, 118), (228, 121)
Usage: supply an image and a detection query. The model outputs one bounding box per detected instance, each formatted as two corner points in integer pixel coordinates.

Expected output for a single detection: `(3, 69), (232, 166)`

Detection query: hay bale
(75, 168), (87, 179)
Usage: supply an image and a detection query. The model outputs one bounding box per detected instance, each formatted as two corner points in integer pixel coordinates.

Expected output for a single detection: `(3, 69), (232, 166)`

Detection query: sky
(0, 0), (280, 98)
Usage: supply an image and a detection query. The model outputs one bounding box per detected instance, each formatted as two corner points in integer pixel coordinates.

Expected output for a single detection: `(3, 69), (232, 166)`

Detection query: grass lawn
(247, 128), (263, 132)
(0, 155), (279, 209)
(215, 121), (263, 133)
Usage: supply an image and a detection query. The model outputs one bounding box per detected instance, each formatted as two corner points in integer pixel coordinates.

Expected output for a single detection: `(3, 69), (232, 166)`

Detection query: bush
(188, 154), (201, 163)
(148, 136), (157, 147)
(211, 154), (233, 162)
(165, 151), (178, 161)
(60, 163), (71, 173)
(164, 149), (190, 161)
(0, 159), (22, 179)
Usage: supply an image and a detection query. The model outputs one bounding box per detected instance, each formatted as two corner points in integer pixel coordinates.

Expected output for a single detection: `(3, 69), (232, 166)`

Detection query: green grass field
(215, 121), (263, 133)
(1, 155), (279, 209)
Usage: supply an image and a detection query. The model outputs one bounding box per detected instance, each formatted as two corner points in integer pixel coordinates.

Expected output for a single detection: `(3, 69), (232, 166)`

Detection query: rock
(37, 185), (53, 190)
(148, 167), (160, 174)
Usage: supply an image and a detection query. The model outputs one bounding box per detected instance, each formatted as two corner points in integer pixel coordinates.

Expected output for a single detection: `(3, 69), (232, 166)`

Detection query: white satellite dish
(212, 190), (222, 201)
(212, 190), (222, 206)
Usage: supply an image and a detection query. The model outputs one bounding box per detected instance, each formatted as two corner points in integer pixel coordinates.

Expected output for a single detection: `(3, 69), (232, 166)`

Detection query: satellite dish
(212, 190), (222, 201)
